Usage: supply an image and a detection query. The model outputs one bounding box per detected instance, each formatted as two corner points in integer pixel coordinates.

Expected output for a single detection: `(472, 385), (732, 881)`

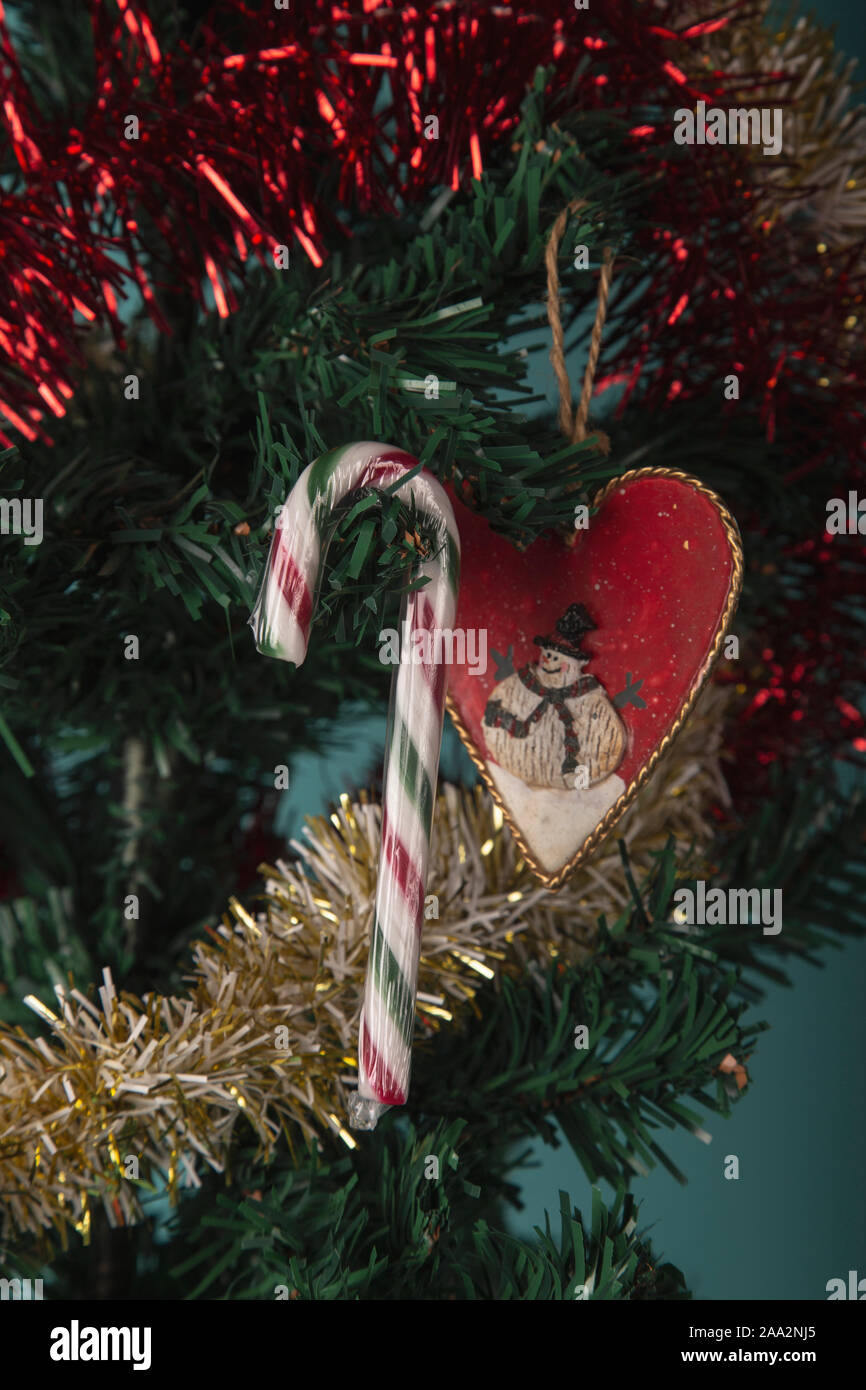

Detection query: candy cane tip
(249, 621), (304, 667)
(347, 1092), (391, 1131)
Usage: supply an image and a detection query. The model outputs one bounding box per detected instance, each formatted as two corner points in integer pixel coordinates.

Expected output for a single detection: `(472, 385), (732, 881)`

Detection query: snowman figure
(481, 604), (627, 873)
(483, 603), (626, 790)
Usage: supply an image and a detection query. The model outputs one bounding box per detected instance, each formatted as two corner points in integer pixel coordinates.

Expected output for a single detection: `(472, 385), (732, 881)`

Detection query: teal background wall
(276, 2), (866, 1300)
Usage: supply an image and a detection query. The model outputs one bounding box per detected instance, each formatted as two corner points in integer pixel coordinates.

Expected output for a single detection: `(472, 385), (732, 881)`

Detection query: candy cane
(250, 442), (460, 1130)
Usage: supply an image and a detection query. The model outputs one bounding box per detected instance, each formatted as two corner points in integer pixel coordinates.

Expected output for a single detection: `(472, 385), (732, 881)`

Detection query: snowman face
(537, 647), (587, 686)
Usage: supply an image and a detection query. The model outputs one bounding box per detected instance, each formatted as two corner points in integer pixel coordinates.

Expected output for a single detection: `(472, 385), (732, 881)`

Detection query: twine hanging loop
(545, 198), (614, 454)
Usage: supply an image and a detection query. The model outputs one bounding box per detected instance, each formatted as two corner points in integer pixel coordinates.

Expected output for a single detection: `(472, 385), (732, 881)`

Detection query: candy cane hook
(250, 442), (461, 1130)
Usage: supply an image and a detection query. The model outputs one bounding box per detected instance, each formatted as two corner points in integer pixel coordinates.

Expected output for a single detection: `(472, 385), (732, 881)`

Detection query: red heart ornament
(443, 468), (743, 888)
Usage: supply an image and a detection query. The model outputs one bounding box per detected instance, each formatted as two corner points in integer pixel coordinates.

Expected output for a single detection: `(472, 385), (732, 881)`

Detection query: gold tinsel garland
(700, 1), (866, 256)
(0, 683), (733, 1245)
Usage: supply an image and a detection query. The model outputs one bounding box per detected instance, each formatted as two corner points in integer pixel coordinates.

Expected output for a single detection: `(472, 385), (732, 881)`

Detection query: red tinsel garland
(3, 0), (862, 458)
(720, 524), (866, 807)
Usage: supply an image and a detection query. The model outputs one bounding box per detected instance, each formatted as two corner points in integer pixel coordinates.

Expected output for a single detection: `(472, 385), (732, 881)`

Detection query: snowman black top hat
(534, 603), (597, 659)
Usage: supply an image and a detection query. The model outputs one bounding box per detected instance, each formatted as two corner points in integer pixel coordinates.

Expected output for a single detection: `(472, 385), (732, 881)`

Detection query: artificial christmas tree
(0, 0), (864, 1312)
